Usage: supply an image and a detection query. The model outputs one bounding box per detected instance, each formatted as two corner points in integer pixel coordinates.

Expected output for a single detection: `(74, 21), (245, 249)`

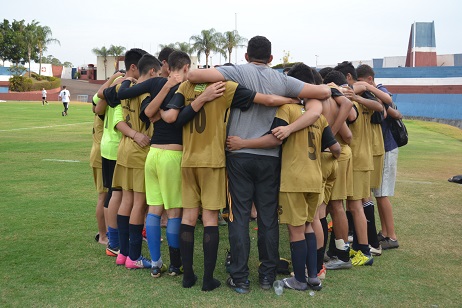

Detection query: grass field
(1, 101), (462, 307)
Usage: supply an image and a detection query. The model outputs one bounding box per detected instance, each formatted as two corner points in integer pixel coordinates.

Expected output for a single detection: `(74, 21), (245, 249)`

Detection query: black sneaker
(259, 276), (272, 290)
(168, 264), (183, 276)
(226, 277), (250, 294)
(377, 231), (385, 242)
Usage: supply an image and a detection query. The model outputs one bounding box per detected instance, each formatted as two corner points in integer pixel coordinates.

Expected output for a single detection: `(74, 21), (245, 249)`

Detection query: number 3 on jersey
(190, 108), (206, 134)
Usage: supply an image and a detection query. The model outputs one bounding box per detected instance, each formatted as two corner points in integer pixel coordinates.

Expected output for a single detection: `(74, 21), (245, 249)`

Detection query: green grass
(1, 102), (462, 307)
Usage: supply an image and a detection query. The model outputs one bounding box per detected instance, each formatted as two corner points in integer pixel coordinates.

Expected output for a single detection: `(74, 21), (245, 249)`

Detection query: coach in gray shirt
(188, 35), (330, 293)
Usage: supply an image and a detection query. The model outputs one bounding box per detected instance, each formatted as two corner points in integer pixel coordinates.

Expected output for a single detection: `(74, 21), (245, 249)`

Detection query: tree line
(92, 29), (247, 79)
(0, 19), (62, 76)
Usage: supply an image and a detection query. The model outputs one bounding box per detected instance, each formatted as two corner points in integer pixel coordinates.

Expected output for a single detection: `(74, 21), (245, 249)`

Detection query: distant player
(41, 88), (48, 106)
(58, 86), (70, 116)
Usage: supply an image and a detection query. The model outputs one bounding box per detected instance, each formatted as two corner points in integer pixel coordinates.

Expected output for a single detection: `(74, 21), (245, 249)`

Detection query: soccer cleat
(351, 251), (374, 266)
(325, 257), (352, 270)
(116, 253), (127, 266)
(259, 276), (272, 290)
(218, 212), (227, 226)
(168, 264), (183, 276)
(377, 231), (385, 242)
(369, 244), (382, 256)
(307, 277), (322, 291)
(317, 264), (327, 280)
(125, 256), (152, 269)
(151, 263), (167, 278)
(381, 238), (399, 250)
(226, 277), (250, 294)
(349, 248), (357, 258)
(282, 277), (308, 291)
(106, 245), (119, 257)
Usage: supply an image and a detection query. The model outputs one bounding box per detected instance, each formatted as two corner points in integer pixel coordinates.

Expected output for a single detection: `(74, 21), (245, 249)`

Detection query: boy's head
(158, 47), (175, 77)
(168, 51), (191, 79)
(245, 36), (272, 64)
(311, 67), (323, 85)
(356, 64), (375, 85)
(323, 70), (348, 86)
(318, 67), (333, 80)
(62, 86), (66, 89)
(124, 48), (148, 79)
(287, 63), (315, 85)
(334, 61), (357, 85)
(137, 54), (162, 77)
(282, 67), (291, 75)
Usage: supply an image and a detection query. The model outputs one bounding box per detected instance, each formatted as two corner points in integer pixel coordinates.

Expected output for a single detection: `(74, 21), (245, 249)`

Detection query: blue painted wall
(393, 94), (462, 120)
(374, 66), (462, 78)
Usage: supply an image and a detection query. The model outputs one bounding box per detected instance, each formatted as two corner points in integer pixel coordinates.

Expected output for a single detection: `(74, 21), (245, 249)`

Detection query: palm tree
(23, 20), (39, 77)
(37, 25), (60, 76)
(223, 30), (247, 64)
(190, 28), (226, 68)
(175, 42), (193, 55)
(92, 46), (109, 79)
(108, 45), (126, 72)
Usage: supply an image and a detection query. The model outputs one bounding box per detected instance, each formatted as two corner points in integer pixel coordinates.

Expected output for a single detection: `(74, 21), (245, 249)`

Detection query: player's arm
(94, 98), (107, 115)
(272, 99), (322, 141)
(226, 134), (281, 151)
(144, 76), (181, 118)
(321, 125), (341, 159)
(331, 91), (353, 135)
(253, 93), (299, 107)
(355, 81), (392, 105)
(338, 122), (352, 144)
(97, 71), (125, 99)
(115, 120), (150, 148)
(117, 78), (153, 100)
(187, 68), (225, 83)
(298, 83), (331, 100)
(343, 87), (383, 112)
(385, 103), (403, 119)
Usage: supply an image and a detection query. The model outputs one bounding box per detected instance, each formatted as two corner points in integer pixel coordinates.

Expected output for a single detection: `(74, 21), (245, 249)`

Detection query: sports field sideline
(0, 101), (461, 307)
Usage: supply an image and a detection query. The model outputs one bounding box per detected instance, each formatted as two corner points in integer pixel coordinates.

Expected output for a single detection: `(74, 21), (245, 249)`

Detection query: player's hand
(167, 74), (182, 88)
(124, 76), (137, 84)
(226, 136), (244, 151)
(342, 87), (357, 101)
(289, 97), (300, 104)
(272, 125), (293, 140)
(326, 82), (340, 90)
(201, 81), (226, 102)
(133, 132), (150, 147)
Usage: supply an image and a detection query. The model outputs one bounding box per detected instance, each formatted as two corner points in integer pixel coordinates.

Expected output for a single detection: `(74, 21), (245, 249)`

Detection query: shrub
(9, 76), (33, 92)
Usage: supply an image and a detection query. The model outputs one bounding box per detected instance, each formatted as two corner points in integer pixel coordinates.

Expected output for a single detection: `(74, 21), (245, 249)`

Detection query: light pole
(315, 55), (319, 68)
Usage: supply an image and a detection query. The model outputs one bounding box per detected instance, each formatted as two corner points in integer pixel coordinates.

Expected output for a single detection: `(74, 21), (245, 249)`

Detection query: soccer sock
(291, 240), (307, 283)
(180, 224), (196, 287)
(320, 217), (329, 250)
(335, 239), (350, 262)
(359, 244), (371, 256)
(166, 217), (181, 249)
(146, 213), (161, 264)
(107, 226), (119, 249)
(305, 232), (318, 279)
(317, 248), (324, 273)
(203, 226), (219, 282)
(363, 201), (380, 248)
(117, 215), (130, 256)
(347, 211), (359, 251)
(326, 227), (336, 257)
(346, 210), (354, 235)
(128, 223), (144, 261)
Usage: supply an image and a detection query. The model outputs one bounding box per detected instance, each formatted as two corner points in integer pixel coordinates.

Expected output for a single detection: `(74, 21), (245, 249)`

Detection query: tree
(175, 42), (193, 55)
(92, 46), (109, 79)
(36, 25), (60, 75)
(63, 61), (73, 68)
(23, 20), (40, 77)
(108, 45), (126, 72)
(222, 30), (247, 64)
(190, 28), (226, 68)
(281, 50), (291, 67)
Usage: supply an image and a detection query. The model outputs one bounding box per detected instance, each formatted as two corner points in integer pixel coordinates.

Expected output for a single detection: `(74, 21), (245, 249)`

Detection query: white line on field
(42, 159), (81, 163)
(396, 179), (434, 185)
(0, 122), (92, 132)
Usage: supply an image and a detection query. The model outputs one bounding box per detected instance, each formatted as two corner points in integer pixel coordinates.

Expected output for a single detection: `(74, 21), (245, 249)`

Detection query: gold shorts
(92, 167), (108, 193)
(331, 155), (353, 200)
(370, 155), (384, 189)
(182, 167), (226, 210)
(320, 153), (338, 205)
(112, 164), (146, 193)
(279, 192), (320, 226)
(347, 170), (371, 201)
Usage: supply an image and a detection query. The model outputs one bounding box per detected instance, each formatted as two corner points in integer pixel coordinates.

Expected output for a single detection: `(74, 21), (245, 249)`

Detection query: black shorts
(101, 157), (117, 189)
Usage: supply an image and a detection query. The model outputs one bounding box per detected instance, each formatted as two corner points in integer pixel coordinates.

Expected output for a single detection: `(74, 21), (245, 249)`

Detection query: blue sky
(2, 0), (462, 68)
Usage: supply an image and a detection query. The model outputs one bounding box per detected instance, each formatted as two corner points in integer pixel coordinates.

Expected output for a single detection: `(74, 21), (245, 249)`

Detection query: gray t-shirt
(217, 63), (304, 157)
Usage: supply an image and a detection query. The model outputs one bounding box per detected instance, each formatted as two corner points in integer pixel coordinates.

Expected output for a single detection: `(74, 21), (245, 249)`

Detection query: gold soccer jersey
(90, 114), (104, 168)
(277, 105), (330, 193)
(349, 101), (373, 171)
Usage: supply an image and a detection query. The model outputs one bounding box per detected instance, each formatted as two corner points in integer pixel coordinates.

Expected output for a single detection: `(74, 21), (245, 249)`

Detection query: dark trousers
(226, 153), (280, 283)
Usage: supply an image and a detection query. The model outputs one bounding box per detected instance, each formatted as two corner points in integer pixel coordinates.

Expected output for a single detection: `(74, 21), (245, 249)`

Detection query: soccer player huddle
(89, 35), (401, 294)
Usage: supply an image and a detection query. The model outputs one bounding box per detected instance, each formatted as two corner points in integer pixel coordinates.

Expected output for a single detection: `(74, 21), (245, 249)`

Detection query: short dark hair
(168, 51), (191, 71)
(287, 63), (315, 84)
(138, 54), (161, 76)
(334, 61), (357, 81)
(158, 47), (175, 62)
(62, 85), (66, 89)
(283, 67), (291, 73)
(125, 48), (148, 70)
(247, 36), (271, 63)
(323, 70), (348, 86)
(311, 68), (323, 85)
(356, 64), (375, 80)
(318, 67), (333, 80)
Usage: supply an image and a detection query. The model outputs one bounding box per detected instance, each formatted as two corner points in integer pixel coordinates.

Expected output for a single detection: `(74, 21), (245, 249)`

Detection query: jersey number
(189, 108), (206, 134)
(308, 131), (317, 160)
